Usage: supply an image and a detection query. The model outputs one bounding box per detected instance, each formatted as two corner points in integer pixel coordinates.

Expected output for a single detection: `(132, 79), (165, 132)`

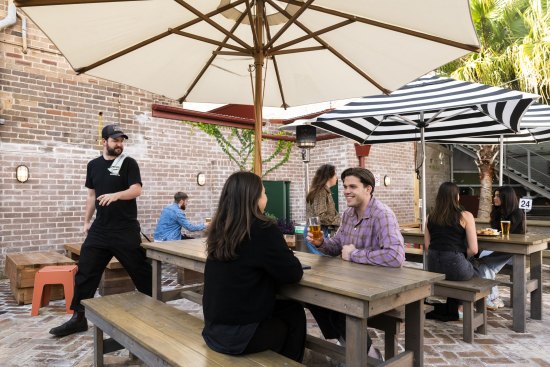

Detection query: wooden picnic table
(143, 239), (444, 367)
(401, 228), (549, 333)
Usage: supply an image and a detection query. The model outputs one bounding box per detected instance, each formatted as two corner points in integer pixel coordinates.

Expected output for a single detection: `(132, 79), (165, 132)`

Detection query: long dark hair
(206, 171), (269, 261)
(306, 164), (336, 204)
(429, 182), (463, 227)
(490, 186), (520, 226)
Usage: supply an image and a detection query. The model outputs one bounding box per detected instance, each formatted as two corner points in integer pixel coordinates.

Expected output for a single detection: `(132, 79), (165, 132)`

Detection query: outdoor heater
(296, 125), (317, 202)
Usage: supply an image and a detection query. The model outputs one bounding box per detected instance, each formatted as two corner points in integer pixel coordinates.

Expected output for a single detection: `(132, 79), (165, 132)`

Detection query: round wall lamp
(383, 175), (391, 187)
(16, 165), (29, 183)
(196, 172), (206, 186)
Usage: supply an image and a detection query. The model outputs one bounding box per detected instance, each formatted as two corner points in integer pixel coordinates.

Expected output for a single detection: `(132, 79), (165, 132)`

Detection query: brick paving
(1, 263), (550, 366)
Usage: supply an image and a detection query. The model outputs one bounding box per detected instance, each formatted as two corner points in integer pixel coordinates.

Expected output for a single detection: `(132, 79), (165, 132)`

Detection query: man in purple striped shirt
(308, 167), (405, 266)
(306, 167), (405, 359)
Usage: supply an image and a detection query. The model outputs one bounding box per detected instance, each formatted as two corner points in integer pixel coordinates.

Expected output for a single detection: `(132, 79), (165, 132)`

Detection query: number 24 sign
(519, 198), (532, 212)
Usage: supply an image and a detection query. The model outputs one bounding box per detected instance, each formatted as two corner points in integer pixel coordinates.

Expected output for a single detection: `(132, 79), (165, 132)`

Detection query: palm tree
(440, 0), (550, 219)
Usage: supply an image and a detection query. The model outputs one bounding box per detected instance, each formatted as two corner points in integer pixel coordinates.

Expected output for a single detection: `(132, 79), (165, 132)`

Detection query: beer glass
(308, 216), (322, 241)
(501, 220), (511, 238)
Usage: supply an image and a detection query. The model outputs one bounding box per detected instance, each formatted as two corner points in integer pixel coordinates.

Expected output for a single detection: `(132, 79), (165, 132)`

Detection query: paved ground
(2, 263), (550, 367)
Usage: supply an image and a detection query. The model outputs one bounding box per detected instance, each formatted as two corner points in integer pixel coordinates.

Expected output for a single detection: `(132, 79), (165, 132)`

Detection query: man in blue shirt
(154, 192), (207, 241)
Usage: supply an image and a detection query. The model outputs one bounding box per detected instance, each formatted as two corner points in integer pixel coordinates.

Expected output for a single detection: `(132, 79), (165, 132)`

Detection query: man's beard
(106, 146), (123, 157)
(180, 204), (186, 210)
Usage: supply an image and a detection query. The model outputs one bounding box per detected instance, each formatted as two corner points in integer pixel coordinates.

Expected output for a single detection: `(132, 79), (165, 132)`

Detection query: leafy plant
(276, 218), (296, 235)
(185, 121), (293, 177)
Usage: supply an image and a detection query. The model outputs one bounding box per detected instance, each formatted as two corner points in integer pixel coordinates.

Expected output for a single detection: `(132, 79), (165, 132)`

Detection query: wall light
(383, 175), (391, 186)
(16, 165), (29, 183)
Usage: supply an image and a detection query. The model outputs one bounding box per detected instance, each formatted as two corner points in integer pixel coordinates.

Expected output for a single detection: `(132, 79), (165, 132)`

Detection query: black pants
(71, 228), (152, 312)
(307, 304), (372, 351)
(427, 250), (479, 318)
(243, 300), (306, 362)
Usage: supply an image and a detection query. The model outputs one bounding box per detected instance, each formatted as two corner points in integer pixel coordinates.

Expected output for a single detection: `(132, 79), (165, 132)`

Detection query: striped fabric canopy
(433, 103), (550, 144)
(311, 75), (538, 144)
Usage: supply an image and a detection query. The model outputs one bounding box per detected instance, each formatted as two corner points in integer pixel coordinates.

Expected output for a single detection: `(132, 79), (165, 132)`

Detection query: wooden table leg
(405, 299), (423, 367)
(512, 254), (526, 332)
(530, 251), (543, 320)
(345, 315), (368, 367)
(152, 260), (162, 301)
(94, 326), (104, 367)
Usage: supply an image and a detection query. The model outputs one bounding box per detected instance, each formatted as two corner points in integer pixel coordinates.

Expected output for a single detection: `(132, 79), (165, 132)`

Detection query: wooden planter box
(5, 251), (75, 305)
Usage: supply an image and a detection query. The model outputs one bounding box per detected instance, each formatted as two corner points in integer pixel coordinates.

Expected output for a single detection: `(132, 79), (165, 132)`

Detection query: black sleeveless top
(427, 217), (467, 253)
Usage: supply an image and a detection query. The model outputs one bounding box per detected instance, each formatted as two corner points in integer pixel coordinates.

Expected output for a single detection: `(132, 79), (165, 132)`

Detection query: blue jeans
(478, 251), (513, 301)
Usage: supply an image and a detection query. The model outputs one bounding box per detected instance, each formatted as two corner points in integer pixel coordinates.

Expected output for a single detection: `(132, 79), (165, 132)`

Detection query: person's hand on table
(306, 231), (323, 247)
(342, 244), (356, 261)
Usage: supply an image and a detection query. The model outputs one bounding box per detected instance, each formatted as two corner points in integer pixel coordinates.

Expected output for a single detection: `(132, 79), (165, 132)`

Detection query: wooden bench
(433, 277), (499, 343)
(82, 292), (304, 367)
(64, 243), (135, 296)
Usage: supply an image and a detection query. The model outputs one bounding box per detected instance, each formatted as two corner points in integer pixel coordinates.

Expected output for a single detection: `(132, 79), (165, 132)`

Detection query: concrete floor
(2, 263), (550, 367)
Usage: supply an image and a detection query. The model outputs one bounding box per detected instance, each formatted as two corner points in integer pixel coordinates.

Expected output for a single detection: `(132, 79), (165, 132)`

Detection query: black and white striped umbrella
(308, 75), (539, 227)
(311, 75), (537, 144)
(432, 103), (550, 144)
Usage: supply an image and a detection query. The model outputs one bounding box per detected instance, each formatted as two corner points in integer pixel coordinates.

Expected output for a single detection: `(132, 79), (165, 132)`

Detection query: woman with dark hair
(424, 182), (480, 321)
(305, 164), (340, 254)
(201, 171), (306, 362)
(307, 164), (340, 233)
(490, 186), (525, 235)
(480, 186), (525, 309)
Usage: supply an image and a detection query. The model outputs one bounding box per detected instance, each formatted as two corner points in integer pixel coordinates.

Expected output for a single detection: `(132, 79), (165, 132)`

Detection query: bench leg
(475, 298), (487, 335)
(94, 326), (104, 367)
(463, 301), (474, 343)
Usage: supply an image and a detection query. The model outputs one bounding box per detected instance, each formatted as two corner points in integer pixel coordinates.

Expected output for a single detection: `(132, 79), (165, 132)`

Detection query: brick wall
(1, 1), (417, 272)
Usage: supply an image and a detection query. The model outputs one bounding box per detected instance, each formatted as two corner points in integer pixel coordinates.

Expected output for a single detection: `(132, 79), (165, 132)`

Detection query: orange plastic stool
(31, 265), (78, 316)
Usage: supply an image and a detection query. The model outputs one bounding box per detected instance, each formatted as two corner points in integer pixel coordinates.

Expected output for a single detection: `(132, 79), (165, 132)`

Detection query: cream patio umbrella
(16, 0), (480, 175)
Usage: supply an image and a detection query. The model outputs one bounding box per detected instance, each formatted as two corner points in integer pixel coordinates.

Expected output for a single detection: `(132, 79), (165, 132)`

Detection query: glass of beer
(308, 216), (322, 241)
(501, 220), (511, 238)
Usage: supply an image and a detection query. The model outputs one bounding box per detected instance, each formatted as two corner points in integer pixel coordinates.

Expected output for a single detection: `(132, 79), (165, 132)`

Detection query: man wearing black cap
(50, 124), (152, 337)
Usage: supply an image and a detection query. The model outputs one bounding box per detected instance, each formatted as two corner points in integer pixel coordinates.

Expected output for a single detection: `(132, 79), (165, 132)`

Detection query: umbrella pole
(252, 0), (265, 176)
(421, 126), (427, 270)
(499, 135), (504, 186)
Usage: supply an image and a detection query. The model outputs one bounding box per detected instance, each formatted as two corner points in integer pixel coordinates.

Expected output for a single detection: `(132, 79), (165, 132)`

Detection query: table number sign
(519, 198), (532, 212)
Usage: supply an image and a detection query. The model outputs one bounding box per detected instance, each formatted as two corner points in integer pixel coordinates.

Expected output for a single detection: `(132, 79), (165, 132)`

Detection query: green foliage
(440, 0), (549, 103)
(185, 121), (293, 177)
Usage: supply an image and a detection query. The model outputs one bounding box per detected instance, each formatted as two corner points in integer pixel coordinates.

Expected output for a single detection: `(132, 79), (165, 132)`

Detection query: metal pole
(527, 150), (531, 182)
(499, 135), (504, 186)
(302, 149), (310, 219)
(421, 127), (428, 270)
(421, 127), (427, 231)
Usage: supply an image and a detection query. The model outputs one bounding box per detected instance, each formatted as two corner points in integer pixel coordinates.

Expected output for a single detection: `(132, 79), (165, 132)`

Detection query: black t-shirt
(85, 155), (142, 231)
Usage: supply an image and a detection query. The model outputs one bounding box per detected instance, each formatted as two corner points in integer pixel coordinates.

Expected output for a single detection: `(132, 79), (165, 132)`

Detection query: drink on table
(501, 220), (511, 237)
(308, 216), (322, 241)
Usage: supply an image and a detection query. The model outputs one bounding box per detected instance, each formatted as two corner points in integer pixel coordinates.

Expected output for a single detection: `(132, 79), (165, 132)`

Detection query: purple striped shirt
(319, 196), (405, 267)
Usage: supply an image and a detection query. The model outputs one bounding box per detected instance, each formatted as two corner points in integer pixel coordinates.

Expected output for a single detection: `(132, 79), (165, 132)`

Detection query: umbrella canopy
(307, 75), (539, 227)
(15, 0), (480, 175)
(430, 101), (550, 153)
(431, 103), (550, 186)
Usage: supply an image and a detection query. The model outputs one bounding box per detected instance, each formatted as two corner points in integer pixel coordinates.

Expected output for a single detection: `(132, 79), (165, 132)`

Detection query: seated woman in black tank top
(425, 182), (481, 321)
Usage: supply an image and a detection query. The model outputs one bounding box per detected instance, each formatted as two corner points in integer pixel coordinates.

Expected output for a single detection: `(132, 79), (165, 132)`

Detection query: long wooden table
(143, 239), (444, 367)
(401, 228), (549, 333)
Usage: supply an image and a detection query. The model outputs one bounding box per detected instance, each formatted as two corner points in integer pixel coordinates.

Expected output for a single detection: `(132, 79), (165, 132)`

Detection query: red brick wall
(0, 1), (416, 272)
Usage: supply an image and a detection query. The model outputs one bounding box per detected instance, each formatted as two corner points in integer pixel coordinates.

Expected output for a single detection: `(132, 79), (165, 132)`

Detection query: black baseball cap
(102, 124), (128, 140)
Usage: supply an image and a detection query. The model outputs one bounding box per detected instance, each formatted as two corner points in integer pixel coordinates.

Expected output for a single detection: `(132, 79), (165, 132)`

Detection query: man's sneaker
(493, 297), (505, 308)
(486, 298), (499, 311)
